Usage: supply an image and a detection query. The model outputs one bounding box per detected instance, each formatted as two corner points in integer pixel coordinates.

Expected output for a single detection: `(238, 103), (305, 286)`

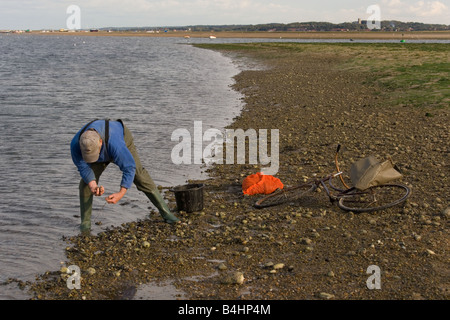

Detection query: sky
(0, 0), (448, 30)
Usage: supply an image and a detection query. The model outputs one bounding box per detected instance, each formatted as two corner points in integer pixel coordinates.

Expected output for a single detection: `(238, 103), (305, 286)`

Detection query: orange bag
(242, 172), (284, 196)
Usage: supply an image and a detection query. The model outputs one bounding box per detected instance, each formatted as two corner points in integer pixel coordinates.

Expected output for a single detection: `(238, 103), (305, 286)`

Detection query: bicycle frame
(304, 173), (368, 209)
(305, 171), (345, 203)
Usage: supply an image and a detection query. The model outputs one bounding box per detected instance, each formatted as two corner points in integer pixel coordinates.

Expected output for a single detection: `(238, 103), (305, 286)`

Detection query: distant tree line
(187, 21), (449, 32)
(112, 21), (449, 32)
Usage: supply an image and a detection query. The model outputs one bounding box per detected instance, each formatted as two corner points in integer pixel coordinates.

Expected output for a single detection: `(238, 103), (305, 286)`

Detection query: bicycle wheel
(338, 184), (411, 213)
(254, 183), (316, 209)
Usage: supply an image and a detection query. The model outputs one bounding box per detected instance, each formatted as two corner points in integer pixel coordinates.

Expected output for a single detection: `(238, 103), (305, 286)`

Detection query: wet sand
(26, 43), (449, 300)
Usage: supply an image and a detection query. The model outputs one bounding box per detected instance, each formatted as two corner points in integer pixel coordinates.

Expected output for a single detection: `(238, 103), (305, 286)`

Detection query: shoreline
(27, 43), (449, 300)
(18, 30), (450, 40)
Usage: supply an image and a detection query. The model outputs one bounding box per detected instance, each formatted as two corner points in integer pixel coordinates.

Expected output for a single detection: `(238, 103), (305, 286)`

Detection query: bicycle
(254, 145), (411, 213)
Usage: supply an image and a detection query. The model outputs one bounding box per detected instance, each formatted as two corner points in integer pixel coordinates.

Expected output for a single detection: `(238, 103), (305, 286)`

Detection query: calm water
(0, 34), (245, 299)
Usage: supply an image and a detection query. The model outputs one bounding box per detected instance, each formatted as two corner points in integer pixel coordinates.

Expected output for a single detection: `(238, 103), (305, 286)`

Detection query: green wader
(79, 123), (179, 234)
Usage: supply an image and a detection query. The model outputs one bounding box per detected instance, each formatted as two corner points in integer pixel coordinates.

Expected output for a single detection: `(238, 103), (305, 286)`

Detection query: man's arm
(107, 140), (136, 190)
(103, 140), (135, 204)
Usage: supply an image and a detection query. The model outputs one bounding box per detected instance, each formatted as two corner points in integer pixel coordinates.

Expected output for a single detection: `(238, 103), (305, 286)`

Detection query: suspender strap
(104, 118), (110, 152)
(78, 119), (98, 138)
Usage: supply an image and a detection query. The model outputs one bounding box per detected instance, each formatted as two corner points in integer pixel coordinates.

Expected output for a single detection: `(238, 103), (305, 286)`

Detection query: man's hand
(106, 187), (127, 204)
(88, 181), (104, 196)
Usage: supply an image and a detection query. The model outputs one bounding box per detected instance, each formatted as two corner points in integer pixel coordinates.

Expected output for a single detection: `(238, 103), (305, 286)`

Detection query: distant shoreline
(22, 30), (450, 40)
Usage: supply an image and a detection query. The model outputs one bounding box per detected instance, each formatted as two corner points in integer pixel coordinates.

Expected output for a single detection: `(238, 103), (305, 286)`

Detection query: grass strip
(196, 42), (450, 109)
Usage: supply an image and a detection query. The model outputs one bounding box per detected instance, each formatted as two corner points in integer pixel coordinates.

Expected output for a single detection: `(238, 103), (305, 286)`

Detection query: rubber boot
(145, 191), (179, 224)
(79, 195), (93, 235)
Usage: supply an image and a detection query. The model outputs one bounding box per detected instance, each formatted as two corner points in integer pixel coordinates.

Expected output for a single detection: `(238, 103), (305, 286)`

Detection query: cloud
(60, 0), (295, 26)
(409, 0), (449, 17)
(1, 0), (448, 29)
(79, 0), (282, 15)
(381, 0), (450, 22)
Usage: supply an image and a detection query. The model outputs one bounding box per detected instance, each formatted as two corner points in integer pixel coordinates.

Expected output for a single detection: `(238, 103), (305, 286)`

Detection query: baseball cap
(80, 129), (102, 163)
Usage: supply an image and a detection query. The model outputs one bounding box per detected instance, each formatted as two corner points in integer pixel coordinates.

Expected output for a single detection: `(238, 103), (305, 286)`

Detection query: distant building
(357, 18), (368, 25)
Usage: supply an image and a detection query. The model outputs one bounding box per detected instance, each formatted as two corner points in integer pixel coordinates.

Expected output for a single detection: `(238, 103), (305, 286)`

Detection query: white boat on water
(209, 35), (216, 39)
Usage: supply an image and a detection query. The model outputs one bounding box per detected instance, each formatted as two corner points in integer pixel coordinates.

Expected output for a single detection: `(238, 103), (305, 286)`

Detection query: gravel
(27, 44), (449, 300)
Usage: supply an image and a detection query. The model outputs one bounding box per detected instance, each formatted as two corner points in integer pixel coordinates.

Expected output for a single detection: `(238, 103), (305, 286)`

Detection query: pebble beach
(24, 41), (449, 300)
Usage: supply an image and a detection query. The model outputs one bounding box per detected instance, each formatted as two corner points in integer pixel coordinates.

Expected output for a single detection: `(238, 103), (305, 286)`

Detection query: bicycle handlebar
(334, 144), (351, 189)
(332, 171), (343, 178)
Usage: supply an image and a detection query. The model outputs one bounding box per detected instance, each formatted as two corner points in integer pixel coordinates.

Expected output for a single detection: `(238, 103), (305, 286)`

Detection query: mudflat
(28, 43), (449, 300)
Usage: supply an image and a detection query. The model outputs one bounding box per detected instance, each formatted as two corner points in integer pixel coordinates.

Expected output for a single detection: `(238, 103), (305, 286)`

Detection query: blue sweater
(70, 120), (136, 189)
